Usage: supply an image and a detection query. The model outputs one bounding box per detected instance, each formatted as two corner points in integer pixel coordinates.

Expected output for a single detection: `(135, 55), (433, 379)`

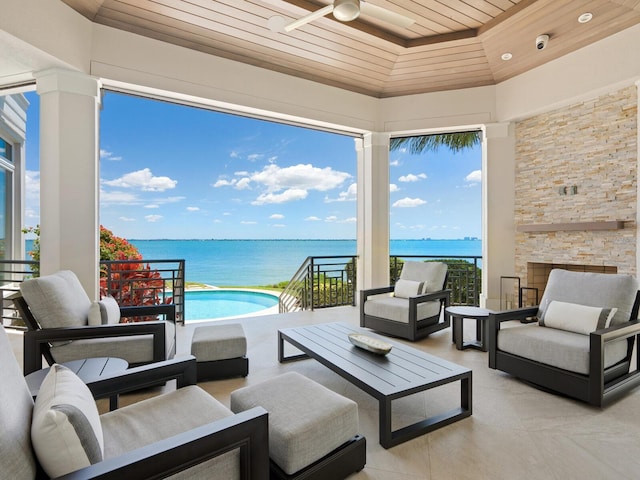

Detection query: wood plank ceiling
(61, 0), (640, 98)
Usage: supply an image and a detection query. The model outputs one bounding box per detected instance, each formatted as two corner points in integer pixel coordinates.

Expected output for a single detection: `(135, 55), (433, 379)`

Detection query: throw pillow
(31, 364), (104, 478)
(88, 296), (121, 326)
(543, 300), (617, 335)
(394, 279), (424, 299)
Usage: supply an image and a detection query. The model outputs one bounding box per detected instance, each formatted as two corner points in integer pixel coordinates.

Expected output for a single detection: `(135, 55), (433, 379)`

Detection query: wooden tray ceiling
(61, 0), (640, 98)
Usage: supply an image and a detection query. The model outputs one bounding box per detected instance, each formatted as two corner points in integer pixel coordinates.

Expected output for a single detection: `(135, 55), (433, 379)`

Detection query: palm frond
(390, 131), (481, 154)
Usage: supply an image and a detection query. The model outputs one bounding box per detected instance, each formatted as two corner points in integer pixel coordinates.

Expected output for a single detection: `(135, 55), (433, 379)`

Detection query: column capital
(363, 132), (390, 147)
(35, 69), (101, 100)
(484, 122), (512, 140)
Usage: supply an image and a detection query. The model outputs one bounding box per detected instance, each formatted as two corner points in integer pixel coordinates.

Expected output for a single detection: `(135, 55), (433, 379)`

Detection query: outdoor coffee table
(278, 322), (472, 448)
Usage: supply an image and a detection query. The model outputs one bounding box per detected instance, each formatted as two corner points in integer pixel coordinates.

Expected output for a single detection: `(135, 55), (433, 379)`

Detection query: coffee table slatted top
(279, 322), (470, 400)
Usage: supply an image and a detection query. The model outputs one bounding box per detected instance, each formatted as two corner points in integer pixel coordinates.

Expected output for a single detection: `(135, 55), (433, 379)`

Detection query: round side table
(25, 357), (129, 410)
(445, 306), (492, 351)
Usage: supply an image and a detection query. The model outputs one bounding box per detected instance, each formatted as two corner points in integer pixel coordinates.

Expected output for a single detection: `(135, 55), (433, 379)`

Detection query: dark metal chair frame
(31, 356), (270, 480)
(487, 291), (640, 407)
(360, 274), (451, 341)
(14, 294), (177, 375)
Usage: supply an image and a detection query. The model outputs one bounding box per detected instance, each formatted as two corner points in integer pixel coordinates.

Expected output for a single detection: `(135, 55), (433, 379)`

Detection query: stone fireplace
(509, 85), (637, 305)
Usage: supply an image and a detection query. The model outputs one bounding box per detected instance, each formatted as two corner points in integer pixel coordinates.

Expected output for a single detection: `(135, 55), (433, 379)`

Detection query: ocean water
(129, 239), (482, 286)
(25, 238), (481, 286)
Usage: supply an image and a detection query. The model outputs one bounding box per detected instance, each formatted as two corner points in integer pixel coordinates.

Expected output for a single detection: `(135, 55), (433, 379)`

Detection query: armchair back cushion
(0, 326), (37, 478)
(31, 364), (104, 478)
(400, 261), (447, 293)
(88, 296), (121, 326)
(20, 270), (91, 329)
(537, 269), (638, 326)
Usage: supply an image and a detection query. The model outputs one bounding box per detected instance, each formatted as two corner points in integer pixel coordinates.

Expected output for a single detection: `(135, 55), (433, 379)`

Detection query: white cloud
(241, 220), (257, 225)
(389, 183), (399, 192)
(252, 188), (308, 205)
(213, 178), (234, 187)
(104, 168), (177, 192)
(465, 170), (482, 183)
(325, 215), (338, 222)
(252, 163), (350, 192)
(145, 214), (163, 222)
(325, 183), (357, 202)
(342, 217), (357, 223)
(398, 173), (427, 182)
(247, 153), (262, 161)
(392, 197), (427, 208)
(215, 163), (350, 205)
(390, 159), (400, 166)
(270, 214), (284, 219)
(230, 151), (239, 158)
(119, 216), (136, 222)
(100, 190), (140, 205)
(305, 216), (321, 221)
(186, 206), (200, 211)
(144, 204), (159, 209)
(100, 149), (122, 161)
(25, 170), (40, 200)
(235, 177), (252, 190)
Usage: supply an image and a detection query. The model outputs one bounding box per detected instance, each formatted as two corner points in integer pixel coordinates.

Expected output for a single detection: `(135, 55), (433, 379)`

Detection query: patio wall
(513, 85), (638, 283)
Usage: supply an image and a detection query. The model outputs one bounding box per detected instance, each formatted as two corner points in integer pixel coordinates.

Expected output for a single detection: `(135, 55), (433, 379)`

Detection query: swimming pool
(185, 289), (279, 321)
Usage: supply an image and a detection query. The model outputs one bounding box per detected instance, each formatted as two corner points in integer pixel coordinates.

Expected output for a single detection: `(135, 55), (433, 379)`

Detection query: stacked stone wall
(514, 85), (638, 281)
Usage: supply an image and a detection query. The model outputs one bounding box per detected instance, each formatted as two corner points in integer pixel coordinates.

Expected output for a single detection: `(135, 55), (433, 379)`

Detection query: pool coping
(183, 286), (280, 323)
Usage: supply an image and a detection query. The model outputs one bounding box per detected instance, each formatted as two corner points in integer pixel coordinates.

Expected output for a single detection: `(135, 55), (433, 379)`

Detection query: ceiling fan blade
(360, 2), (415, 29)
(284, 5), (334, 32)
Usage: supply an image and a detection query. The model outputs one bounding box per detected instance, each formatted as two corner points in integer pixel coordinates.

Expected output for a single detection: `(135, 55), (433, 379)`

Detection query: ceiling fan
(280, 0), (415, 32)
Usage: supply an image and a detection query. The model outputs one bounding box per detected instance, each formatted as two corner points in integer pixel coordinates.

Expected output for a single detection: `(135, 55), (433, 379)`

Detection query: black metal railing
(390, 255), (481, 306)
(101, 259), (185, 323)
(279, 254), (482, 314)
(0, 260), (39, 328)
(1, 259), (185, 329)
(279, 255), (357, 313)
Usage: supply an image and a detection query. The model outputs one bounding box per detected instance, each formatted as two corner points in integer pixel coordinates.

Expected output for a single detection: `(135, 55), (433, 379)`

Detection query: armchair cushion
(498, 324), (628, 375)
(394, 279), (424, 298)
(31, 364), (104, 478)
(88, 296), (121, 326)
(537, 269), (637, 326)
(400, 261), (448, 293)
(20, 270), (91, 329)
(363, 296), (442, 324)
(543, 301), (617, 335)
(101, 385), (240, 480)
(51, 335), (155, 365)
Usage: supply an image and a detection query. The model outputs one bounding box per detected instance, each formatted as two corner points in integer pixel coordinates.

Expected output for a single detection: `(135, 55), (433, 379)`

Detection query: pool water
(185, 289), (279, 320)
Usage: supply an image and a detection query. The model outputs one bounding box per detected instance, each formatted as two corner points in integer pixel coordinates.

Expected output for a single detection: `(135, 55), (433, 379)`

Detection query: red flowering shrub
(24, 224), (171, 322)
(98, 226), (173, 322)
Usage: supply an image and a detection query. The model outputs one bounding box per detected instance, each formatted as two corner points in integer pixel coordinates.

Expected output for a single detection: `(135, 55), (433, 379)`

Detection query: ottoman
(230, 371), (366, 480)
(190, 324), (248, 381)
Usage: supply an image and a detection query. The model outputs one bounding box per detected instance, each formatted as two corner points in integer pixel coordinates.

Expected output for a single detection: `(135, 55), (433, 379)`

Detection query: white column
(357, 132), (390, 293)
(35, 69), (101, 299)
(481, 122), (516, 310)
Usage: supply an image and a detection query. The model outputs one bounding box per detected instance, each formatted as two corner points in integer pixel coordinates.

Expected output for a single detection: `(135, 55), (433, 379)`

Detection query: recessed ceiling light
(578, 12), (593, 24)
(501, 53), (513, 61)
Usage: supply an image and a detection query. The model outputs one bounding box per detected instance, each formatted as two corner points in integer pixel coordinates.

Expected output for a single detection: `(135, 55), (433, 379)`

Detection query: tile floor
(7, 306), (640, 479)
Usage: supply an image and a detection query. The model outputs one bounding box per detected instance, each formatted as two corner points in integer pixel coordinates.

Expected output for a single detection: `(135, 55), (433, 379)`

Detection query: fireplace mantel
(517, 220), (625, 233)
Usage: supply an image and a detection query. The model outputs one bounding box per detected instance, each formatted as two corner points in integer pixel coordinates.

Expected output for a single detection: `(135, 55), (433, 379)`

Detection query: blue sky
(24, 91), (481, 240)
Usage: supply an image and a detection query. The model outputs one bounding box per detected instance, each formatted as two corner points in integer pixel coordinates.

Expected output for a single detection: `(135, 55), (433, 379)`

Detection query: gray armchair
(360, 261), (450, 341)
(0, 325), (268, 479)
(14, 270), (176, 375)
(488, 269), (640, 406)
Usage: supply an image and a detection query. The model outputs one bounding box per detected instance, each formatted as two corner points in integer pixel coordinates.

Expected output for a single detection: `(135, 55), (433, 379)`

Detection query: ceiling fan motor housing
(333, 0), (361, 22)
